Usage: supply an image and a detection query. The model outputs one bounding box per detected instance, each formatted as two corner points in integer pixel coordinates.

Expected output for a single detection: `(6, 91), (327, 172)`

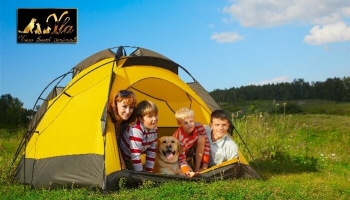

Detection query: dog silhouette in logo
(43, 26), (51, 34)
(34, 23), (42, 34)
(18, 18), (37, 33)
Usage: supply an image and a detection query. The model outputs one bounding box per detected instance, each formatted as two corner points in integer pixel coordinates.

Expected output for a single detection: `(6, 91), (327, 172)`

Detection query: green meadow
(1, 100), (350, 199)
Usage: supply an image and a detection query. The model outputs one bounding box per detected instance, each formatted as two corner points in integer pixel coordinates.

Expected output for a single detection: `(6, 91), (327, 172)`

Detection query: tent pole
(24, 131), (26, 193)
(233, 128), (265, 180)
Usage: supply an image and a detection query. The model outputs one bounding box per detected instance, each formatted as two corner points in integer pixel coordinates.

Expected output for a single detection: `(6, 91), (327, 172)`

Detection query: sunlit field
(1, 101), (350, 199)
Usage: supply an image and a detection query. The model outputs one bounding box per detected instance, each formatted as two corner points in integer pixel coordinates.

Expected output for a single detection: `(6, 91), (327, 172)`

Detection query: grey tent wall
(187, 82), (221, 111)
(126, 47), (179, 74)
(14, 155), (105, 189)
(72, 49), (115, 77)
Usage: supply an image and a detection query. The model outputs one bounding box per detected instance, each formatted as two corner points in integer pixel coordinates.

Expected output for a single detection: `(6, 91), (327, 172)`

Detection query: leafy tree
(324, 78), (347, 101)
(0, 94), (31, 128)
(342, 77), (350, 101)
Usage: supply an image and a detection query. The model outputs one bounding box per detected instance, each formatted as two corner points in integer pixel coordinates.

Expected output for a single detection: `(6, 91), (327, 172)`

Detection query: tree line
(209, 77), (350, 104)
(0, 94), (35, 129)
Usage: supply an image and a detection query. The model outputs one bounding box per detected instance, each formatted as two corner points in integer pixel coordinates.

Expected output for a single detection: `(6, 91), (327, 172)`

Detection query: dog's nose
(166, 145), (172, 150)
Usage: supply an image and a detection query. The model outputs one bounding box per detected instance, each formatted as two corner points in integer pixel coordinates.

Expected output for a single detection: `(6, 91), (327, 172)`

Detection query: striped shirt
(120, 120), (157, 172)
(172, 122), (210, 172)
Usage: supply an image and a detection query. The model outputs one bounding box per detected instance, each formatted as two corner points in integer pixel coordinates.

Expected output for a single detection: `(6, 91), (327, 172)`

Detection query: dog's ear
(156, 138), (160, 152)
(156, 137), (163, 153)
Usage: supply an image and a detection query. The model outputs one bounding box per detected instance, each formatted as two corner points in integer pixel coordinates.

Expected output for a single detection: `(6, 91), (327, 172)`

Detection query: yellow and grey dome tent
(12, 46), (260, 191)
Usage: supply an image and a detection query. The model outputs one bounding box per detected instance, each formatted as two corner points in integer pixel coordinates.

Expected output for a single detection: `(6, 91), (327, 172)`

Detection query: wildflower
(236, 110), (243, 117)
(231, 113), (236, 119)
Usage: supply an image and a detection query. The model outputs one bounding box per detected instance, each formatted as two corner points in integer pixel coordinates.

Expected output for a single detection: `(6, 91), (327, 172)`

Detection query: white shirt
(205, 126), (239, 167)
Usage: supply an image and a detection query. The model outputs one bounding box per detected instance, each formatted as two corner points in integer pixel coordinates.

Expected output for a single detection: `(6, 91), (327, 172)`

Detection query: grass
(1, 101), (350, 199)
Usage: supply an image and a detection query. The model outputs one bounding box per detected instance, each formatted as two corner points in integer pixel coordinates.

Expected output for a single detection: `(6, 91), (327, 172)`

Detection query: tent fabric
(12, 86), (65, 164)
(14, 155), (104, 188)
(28, 86), (64, 135)
(120, 46), (179, 74)
(105, 162), (258, 191)
(13, 57), (112, 188)
(12, 46), (260, 191)
(72, 49), (115, 77)
(130, 47), (172, 60)
(187, 82), (221, 111)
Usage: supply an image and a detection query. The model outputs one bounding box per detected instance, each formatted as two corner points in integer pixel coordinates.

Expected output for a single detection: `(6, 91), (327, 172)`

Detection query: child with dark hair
(205, 110), (238, 167)
(120, 100), (158, 172)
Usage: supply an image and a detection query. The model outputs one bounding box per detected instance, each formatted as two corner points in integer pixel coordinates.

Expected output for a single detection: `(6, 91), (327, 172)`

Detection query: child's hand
(196, 167), (207, 173)
(195, 163), (208, 173)
(185, 171), (199, 177)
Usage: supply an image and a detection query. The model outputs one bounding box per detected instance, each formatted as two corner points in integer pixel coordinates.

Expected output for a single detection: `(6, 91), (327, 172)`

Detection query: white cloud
(250, 76), (290, 86)
(304, 22), (350, 45)
(222, 0), (350, 27)
(222, 0), (350, 45)
(211, 32), (244, 43)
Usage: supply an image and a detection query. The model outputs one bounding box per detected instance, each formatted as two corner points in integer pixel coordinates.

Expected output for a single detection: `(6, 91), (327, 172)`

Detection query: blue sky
(1, 0), (350, 109)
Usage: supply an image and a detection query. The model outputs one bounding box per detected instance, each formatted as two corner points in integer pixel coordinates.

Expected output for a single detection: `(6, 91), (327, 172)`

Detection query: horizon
(2, 75), (348, 111)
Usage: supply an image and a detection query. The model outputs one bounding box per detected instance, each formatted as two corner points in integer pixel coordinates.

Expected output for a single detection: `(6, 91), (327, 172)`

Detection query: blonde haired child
(172, 107), (210, 177)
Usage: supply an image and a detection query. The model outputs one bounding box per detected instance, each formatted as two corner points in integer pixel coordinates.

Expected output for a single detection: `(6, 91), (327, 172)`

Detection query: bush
(269, 103), (302, 114)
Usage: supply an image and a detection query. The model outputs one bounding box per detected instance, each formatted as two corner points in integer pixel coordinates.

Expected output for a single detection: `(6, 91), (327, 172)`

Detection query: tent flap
(105, 162), (259, 191)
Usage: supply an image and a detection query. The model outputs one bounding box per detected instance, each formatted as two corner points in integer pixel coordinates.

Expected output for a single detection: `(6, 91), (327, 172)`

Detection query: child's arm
(197, 124), (210, 170)
(203, 135), (210, 162)
(179, 150), (192, 174)
(145, 131), (157, 172)
(129, 127), (144, 171)
(200, 139), (210, 171)
(173, 128), (193, 174)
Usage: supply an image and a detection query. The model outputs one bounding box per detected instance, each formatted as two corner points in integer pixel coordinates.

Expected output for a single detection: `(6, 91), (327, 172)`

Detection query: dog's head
(156, 136), (182, 162)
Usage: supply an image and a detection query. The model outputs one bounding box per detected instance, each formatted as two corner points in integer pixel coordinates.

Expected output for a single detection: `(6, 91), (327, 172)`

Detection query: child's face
(210, 118), (230, 140)
(140, 113), (158, 130)
(178, 116), (195, 135)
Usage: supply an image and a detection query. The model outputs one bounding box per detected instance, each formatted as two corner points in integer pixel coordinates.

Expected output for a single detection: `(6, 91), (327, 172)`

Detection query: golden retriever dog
(154, 136), (184, 175)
